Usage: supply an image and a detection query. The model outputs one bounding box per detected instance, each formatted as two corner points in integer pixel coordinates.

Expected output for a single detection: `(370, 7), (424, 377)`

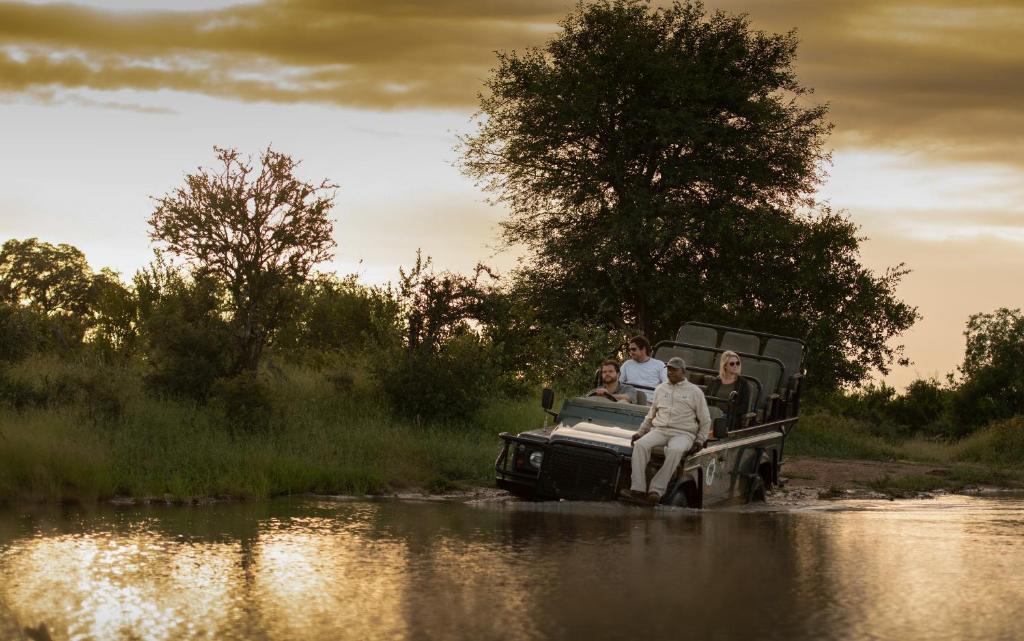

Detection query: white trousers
(630, 429), (695, 496)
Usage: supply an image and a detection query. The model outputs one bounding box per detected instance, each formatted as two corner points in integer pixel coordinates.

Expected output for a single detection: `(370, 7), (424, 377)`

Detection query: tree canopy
(461, 0), (918, 389)
(950, 308), (1024, 425)
(0, 237), (95, 317)
(149, 146), (337, 373)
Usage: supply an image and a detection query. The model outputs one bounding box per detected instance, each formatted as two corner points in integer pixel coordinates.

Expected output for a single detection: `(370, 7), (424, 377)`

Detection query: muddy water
(1, 495), (1023, 641)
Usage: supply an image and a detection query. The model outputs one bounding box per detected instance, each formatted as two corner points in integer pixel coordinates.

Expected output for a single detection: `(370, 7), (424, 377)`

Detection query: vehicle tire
(667, 484), (690, 507)
(747, 474), (767, 503)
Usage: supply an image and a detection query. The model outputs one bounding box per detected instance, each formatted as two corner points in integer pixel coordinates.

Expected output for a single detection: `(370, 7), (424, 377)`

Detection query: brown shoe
(647, 492), (662, 505)
(618, 489), (649, 505)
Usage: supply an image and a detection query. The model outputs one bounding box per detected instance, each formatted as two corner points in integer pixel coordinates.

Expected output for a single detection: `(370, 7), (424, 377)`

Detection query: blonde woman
(707, 350), (751, 429)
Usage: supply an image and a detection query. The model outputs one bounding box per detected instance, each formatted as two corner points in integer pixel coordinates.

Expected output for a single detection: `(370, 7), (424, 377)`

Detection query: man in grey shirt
(620, 357), (711, 505)
(590, 359), (638, 403)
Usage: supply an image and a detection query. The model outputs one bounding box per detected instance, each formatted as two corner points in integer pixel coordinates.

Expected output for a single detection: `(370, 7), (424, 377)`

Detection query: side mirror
(541, 388), (555, 411)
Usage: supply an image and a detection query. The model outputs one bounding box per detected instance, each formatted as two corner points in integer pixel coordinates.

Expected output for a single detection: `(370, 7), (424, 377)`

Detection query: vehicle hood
(551, 421), (634, 449)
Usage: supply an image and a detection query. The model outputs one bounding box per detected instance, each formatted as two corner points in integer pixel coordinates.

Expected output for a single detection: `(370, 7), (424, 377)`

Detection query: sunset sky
(1, 0), (1022, 387)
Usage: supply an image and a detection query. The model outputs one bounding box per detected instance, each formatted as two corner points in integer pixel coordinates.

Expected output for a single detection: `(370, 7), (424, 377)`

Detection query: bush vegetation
(1, 229), (1022, 504)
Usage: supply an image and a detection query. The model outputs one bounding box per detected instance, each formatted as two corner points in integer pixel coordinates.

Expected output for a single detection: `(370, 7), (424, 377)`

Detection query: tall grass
(3, 354), (1021, 504)
(0, 356), (547, 504)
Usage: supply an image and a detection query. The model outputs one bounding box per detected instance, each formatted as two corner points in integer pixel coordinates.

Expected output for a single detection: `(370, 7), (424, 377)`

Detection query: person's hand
(630, 432), (642, 444)
(687, 441), (704, 456)
(592, 388), (607, 396)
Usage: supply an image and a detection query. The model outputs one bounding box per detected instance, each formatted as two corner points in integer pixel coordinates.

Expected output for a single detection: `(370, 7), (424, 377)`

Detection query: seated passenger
(619, 335), (667, 395)
(589, 359), (639, 403)
(707, 350), (751, 429)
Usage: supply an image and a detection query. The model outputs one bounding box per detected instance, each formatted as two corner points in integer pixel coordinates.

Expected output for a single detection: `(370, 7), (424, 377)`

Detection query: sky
(1, 0), (1022, 388)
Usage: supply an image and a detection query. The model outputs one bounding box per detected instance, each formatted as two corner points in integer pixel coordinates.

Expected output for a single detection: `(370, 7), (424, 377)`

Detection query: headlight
(528, 451), (544, 469)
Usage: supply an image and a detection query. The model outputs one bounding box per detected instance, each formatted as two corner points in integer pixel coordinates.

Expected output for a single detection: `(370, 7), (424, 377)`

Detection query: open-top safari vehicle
(495, 322), (805, 508)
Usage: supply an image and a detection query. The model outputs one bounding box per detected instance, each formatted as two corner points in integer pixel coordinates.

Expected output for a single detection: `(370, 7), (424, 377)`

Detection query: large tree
(0, 237), (116, 350)
(149, 146), (337, 373)
(949, 308), (1024, 426)
(0, 237), (95, 317)
(461, 0), (917, 389)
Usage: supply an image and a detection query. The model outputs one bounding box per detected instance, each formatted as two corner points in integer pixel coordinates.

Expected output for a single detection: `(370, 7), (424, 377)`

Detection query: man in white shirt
(618, 335), (667, 397)
(620, 357), (711, 506)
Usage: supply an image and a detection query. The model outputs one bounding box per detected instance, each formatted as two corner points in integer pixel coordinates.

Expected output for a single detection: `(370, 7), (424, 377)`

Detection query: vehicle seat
(720, 331), (760, 355)
(763, 337), (803, 387)
(677, 324), (719, 348)
(655, 345), (716, 371)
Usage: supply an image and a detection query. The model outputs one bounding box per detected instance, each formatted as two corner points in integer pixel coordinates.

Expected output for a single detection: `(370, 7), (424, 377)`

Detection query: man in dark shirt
(590, 359), (639, 403)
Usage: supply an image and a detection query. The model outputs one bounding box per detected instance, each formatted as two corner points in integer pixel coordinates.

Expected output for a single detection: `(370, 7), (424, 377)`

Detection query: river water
(1, 494), (1022, 641)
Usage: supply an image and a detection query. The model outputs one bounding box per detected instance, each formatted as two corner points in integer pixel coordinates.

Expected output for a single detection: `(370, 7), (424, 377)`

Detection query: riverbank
(2, 377), (1022, 505)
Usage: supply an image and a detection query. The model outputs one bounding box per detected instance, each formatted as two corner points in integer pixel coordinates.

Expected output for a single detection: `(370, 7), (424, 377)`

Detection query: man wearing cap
(620, 356), (711, 506)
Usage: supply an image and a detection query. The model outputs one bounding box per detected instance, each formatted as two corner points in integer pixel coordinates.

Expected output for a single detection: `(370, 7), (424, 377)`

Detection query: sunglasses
(727, 361), (740, 366)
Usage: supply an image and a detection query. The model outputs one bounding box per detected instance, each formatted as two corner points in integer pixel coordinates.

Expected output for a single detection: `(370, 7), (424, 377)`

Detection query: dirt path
(780, 456), (948, 489)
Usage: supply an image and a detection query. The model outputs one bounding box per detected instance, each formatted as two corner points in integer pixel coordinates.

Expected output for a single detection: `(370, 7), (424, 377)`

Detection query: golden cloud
(0, 0), (1022, 163)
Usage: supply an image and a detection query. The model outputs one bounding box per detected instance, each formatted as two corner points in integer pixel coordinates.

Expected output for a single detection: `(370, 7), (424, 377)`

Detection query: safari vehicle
(495, 322), (805, 508)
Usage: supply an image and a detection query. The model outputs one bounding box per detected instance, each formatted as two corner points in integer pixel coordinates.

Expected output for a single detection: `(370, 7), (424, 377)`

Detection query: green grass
(790, 410), (1024, 492)
(2, 355), (1022, 504)
(0, 356), (547, 504)
(787, 410), (901, 460)
(863, 465), (1024, 497)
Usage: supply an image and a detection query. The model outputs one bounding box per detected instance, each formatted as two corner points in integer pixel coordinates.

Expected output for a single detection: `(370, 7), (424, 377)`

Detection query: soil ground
(779, 456), (949, 489)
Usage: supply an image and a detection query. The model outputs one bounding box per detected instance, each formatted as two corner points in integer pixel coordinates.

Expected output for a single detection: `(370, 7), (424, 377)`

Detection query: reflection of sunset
(1, 498), (1022, 640)
(0, 532), (243, 640)
(252, 515), (409, 640)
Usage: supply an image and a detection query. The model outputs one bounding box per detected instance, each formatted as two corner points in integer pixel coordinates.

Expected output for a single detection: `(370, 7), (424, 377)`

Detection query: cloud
(0, 0), (1022, 164)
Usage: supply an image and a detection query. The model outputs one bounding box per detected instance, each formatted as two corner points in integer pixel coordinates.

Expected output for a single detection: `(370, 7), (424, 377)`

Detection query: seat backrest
(720, 331), (760, 355)
(742, 360), (782, 408)
(763, 337), (803, 384)
(677, 324), (719, 348)
(654, 345), (716, 371)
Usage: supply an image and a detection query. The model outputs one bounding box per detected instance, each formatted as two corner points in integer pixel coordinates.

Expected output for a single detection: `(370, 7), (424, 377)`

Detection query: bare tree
(149, 146), (337, 373)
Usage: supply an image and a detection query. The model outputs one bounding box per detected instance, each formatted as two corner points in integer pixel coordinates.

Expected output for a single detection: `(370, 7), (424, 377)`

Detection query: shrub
(210, 371), (276, 432)
(379, 332), (497, 425)
(955, 416), (1024, 467)
(137, 271), (234, 401)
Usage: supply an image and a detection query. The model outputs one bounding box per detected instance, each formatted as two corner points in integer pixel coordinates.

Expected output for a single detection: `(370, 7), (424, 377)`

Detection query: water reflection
(0, 496), (1022, 641)
(2, 531), (243, 640)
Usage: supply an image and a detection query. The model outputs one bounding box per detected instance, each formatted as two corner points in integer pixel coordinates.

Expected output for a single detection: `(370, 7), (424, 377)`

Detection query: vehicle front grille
(538, 443), (620, 501)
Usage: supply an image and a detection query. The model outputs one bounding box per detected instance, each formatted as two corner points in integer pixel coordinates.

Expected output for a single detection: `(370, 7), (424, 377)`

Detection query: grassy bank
(787, 410), (1024, 491)
(0, 356), (547, 504)
(2, 354), (1022, 504)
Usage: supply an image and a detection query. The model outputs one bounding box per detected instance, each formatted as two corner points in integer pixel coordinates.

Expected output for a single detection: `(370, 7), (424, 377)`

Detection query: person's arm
(694, 389), (712, 446)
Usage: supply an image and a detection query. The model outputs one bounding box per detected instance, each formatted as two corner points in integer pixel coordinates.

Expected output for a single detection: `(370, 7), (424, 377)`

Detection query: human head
(665, 356), (686, 384)
(719, 350), (742, 378)
(627, 335), (651, 361)
(600, 359), (621, 384)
